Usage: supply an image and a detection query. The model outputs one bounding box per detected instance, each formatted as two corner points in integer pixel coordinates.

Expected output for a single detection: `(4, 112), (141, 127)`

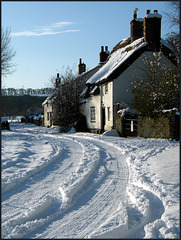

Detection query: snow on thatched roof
(86, 37), (147, 85)
(86, 36), (177, 86)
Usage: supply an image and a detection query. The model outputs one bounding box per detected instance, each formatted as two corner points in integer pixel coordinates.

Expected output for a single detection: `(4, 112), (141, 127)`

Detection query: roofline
(95, 41), (178, 86)
(95, 44), (148, 85)
(76, 65), (100, 79)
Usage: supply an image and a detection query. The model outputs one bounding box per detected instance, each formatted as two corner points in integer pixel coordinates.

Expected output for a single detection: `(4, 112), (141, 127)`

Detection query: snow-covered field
(1, 122), (180, 239)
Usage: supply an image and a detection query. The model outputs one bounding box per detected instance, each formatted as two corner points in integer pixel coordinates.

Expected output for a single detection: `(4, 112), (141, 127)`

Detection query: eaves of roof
(95, 43), (148, 86)
(95, 41), (178, 86)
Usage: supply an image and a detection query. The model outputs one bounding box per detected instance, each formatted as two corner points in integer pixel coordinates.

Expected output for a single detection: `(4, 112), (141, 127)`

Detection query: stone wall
(137, 115), (170, 138)
(137, 110), (179, 139)
(115, 114), (123, 136)
(116, 109), (179, 140)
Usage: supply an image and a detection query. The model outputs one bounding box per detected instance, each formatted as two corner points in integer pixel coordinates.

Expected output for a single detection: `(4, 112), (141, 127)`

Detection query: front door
(101, 107), (105, 132)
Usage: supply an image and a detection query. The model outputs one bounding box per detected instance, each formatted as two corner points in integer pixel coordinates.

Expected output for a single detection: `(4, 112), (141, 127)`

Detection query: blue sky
(2, 1), (172, 89)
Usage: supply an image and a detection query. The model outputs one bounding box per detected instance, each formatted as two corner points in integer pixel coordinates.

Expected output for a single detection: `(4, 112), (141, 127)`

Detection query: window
(105, 83), (108, 94)
(90, 107), (96, 122)
(107, 107), (110, 121)
(47, 112), (50, 121)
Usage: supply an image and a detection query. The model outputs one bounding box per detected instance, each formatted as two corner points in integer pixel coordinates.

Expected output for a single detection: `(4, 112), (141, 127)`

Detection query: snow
(145, 12), (162, 19)
(102, 129), (120, 137)
(1, 123), (179, 239)
(117, 107), (138, 118)
(86, 38), (147, 85)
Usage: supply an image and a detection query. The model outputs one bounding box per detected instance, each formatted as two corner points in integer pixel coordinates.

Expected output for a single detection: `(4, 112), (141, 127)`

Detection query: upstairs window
(90, 107), (96, 122)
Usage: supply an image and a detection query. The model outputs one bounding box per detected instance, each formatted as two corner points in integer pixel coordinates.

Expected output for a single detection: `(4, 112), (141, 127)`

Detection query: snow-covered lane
(1, 123), (179, 239)
(2, 124), (84, 238)
(32, 136), (129, 239)
(2, 123), (129, 239)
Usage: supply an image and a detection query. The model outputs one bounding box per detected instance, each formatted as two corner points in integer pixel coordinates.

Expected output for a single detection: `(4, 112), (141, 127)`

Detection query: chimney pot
(133, 8), (138, 19)
(147, 9), (151, 15)
(101, 46), (104, 52)
(105, 46), (108, 51)
(79, 58), (82, 64)
(154, 10), (158, 14)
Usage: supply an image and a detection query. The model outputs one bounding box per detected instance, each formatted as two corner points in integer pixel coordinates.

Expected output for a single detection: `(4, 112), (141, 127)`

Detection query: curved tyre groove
(26, 136), (129, 239)
(3, 125), (178, 239)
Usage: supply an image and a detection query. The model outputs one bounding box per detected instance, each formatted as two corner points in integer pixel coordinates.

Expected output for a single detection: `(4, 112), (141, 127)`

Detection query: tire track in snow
(68, 136), (167, 239)
(3, 126), (174, 239)
(29, 136), (129, 239)
(2, 135), (85, 239)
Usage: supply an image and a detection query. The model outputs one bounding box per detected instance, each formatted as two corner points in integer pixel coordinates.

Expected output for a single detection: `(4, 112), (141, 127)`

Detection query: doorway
(101, 107), (105, 132)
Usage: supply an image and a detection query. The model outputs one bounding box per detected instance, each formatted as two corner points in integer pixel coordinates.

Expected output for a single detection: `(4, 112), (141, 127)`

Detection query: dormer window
(105, 83), (108, 94)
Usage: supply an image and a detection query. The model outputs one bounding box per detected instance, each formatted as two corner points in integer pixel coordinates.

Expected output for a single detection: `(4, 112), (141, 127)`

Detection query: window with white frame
(90, 107), (96, 122)
(105, 83), (108, 94)
(107, 107), (110, 121)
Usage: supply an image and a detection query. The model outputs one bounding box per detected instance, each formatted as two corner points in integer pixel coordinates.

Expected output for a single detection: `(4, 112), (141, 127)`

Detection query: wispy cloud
(11, 21), (79, 37)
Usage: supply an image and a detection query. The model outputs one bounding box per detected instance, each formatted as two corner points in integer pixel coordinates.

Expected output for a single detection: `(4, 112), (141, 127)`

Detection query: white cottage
(83, 9), (178, 133)
(42, 73), (61, 127)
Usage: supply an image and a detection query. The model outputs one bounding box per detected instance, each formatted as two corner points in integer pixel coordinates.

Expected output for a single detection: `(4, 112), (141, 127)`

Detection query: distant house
(42, 74), (61, 127)
(82, 9), (178, 133)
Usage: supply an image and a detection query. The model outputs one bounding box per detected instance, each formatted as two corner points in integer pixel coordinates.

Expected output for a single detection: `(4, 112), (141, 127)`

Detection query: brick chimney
(130, 8), (143, 42)
(143, 9), (162, 51)
(56, 73), (61, 88)
(78, 58), (86, 74)
(99, 46), (110, 64)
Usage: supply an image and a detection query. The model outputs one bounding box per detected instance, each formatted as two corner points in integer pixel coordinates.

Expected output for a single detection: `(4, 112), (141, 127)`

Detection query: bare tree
(163, 1), (180, 57)
(49, 66), (87, 132)
(164, 1), (180, 28)
(1, 27), (16, 77)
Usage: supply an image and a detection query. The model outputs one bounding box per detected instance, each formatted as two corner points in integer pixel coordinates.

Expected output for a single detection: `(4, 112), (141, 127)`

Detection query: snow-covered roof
(76, 65), (101, 79)
(86, 36), (177, 86)
(90, 86), (99, 95)
(42, 92), (56, 106)
(86, 37), (147, 85)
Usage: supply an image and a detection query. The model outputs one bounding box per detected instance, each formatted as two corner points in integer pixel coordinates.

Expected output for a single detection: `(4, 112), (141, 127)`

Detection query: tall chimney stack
(78, 58), (86, 74)
(143, 9), (162, 51)
(56, 73), (61, 88)
(99, 46), (110, 64)
(130, 8), (143, 42)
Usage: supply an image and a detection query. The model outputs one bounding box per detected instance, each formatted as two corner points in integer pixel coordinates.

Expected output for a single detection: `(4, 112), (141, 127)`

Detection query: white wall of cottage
(113, 51), (175, 107)
(85, 94), (101, 131)
(43, 103), (53, 127)
(101, 82), (113, 131)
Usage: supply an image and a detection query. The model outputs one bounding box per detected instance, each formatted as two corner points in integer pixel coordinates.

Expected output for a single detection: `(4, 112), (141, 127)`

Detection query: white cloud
(11, 21), (79, 37)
